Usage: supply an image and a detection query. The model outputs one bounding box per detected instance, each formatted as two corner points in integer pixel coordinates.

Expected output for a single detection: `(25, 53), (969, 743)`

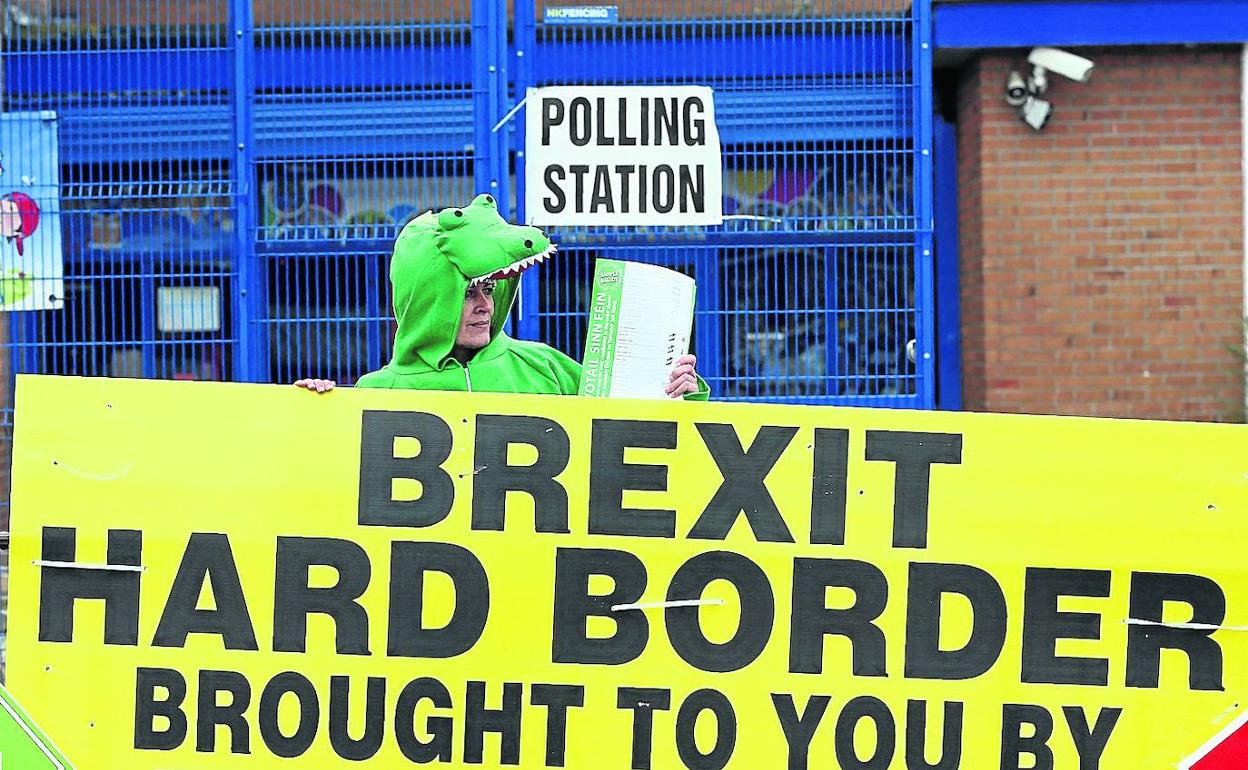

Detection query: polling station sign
(7, 375), (1248, 769)
(524, 86), (723, 226)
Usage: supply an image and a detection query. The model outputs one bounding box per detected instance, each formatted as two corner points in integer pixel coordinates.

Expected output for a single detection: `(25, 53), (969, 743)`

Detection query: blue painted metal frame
(50, 87), (911, 166)
(515, 0), (539, 340)
(472, 0), (509, 211)
(914, 0), (936, 410)
(935, 0), (1248, 49)
(934, 115), (962, 411)
(491, 0), (511, 219)
(8, 1), (936, 406)
(231, 0), (264, 381)
(6, 34), (907, 98)
(140, 254), (157, 377)
(509, 3), (931, 408)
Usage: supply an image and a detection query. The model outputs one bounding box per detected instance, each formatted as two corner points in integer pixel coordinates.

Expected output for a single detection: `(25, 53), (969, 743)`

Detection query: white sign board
(157, 286), (221, 333)
(524, 86), (722, 226)
(0, 112), (64, 311)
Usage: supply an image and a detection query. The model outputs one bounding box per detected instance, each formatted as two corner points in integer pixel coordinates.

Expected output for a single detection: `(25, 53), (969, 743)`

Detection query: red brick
(958, 46), (1245, 421)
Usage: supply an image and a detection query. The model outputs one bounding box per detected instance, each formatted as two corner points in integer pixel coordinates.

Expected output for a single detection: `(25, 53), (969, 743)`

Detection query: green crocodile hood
(388, 193), (555, 371)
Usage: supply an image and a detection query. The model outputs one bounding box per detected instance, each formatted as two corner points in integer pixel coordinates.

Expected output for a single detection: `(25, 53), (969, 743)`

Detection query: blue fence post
(140, 253), (156, 377)
(472, 0), (506, 205)
(914, 0), (936, 408)
(694, 251), (722, 388)
(230, 0), (264, 382)
(364, 256), (384, 377)
(513, 0), (540, 341)
(934, 116), (963, 410)
(492, 0), (511, 221)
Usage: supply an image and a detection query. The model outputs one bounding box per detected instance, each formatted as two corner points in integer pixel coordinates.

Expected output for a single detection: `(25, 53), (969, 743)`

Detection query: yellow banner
(7, 374), (1248, 769)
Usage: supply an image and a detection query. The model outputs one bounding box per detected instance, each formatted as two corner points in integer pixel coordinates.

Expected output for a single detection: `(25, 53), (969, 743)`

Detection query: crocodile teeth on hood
(471, 244), (558, 285)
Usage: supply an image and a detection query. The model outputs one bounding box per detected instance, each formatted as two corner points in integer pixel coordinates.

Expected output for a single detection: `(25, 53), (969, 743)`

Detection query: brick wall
(956, 46), (1245, 421)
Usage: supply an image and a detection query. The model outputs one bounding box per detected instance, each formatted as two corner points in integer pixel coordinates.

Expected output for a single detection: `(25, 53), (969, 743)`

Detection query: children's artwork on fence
(0, 112), (64, 311)
(253, 161), (910, 242)
(259, 169), (477, 242)
(57, 161), (915, 396)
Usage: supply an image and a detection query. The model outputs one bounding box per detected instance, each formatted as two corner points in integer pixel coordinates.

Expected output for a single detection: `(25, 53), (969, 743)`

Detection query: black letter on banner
(1126, 572), (1225, 690)
(259, 672), (319, 759)
(39, 527), (141, 645)
(653, 165), (675, 213)
(665, 551), (773, 673)
(570, 165), (590, 212)
(358, 410), (454, 528)
(588, 419), (677, 538)
(683, 96), (706, 145)
(134, 667), (187, 751)
(688, 424), (797, 543)
(811, 428), (850, 545)
(789, 558), (887, 676)
(771, 694), (830, 770)
(679, 166), (705, 214)
(834, 696), (895, 770)
(473, 415), (570, 533)
(618, 688), (672, 770)
(676, 689), (736, 770)
(590, 167), (614, 213)
(618, 100), (636, 146)
(542, 97), (565, 144)
(1000, 704), (1054, 770)
(388, 541), (489, 658)
(1063, 706), (1122, 770)
(395, 677), (453, 762)
(153, 533), (258, 650)
(569, 97), (592, 145)
(906, 700), (963, 770)
(595, 97), (614, 146)
(655, 97), (679, 145)
(864, 431), (962, 549)
(273, 536), (371, 655)
(552, 547), (648, 665)
(905, 562), (1007, 680)
(329, 676), (386, 761)
(197, 669), (251, 754)
(464, 681), (523, 765)
(1022, 568), (1111, 686)
(531, 684), (585, 767)
(544, 166), (567, 214)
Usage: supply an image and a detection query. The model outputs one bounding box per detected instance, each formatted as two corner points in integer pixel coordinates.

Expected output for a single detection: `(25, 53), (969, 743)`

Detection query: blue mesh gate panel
(513, 0), (930, 406)
(2, 3), (241, 511)
(251, 1), (475, 388)
(0, 0), (933, 485)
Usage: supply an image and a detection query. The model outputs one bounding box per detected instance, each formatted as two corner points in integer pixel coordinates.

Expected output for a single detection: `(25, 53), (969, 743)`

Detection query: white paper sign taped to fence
(525, 86), (723, 226)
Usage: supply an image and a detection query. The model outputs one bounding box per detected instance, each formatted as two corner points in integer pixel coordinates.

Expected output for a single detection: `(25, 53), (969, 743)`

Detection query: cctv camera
(1005, 71), (1028, 107)
(1027, 47), (1094, 83)
(1028, 65), (1048, 96)
(1020, 96), (1052, 131)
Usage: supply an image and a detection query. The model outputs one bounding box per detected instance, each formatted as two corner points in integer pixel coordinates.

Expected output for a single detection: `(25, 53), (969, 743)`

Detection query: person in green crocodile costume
(296, 193), (706, 399)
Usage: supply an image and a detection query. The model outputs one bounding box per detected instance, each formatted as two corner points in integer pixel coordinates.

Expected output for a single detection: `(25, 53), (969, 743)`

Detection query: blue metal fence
(513, 0), (932, 404)
(0, 0), (934, 495)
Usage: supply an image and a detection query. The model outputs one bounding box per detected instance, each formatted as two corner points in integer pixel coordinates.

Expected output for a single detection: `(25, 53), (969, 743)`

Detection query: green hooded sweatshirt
(355, 194), (708, 400)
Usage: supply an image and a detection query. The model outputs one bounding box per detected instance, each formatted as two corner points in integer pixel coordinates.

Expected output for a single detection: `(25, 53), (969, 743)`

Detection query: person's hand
(665, 354), (699, 398)
(294, 378), (336, 393)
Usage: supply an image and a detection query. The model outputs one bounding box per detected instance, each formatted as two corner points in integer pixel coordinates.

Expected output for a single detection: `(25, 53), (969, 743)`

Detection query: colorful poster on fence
(7, 375), (1248, 769)
(0, 113), (64, 311)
